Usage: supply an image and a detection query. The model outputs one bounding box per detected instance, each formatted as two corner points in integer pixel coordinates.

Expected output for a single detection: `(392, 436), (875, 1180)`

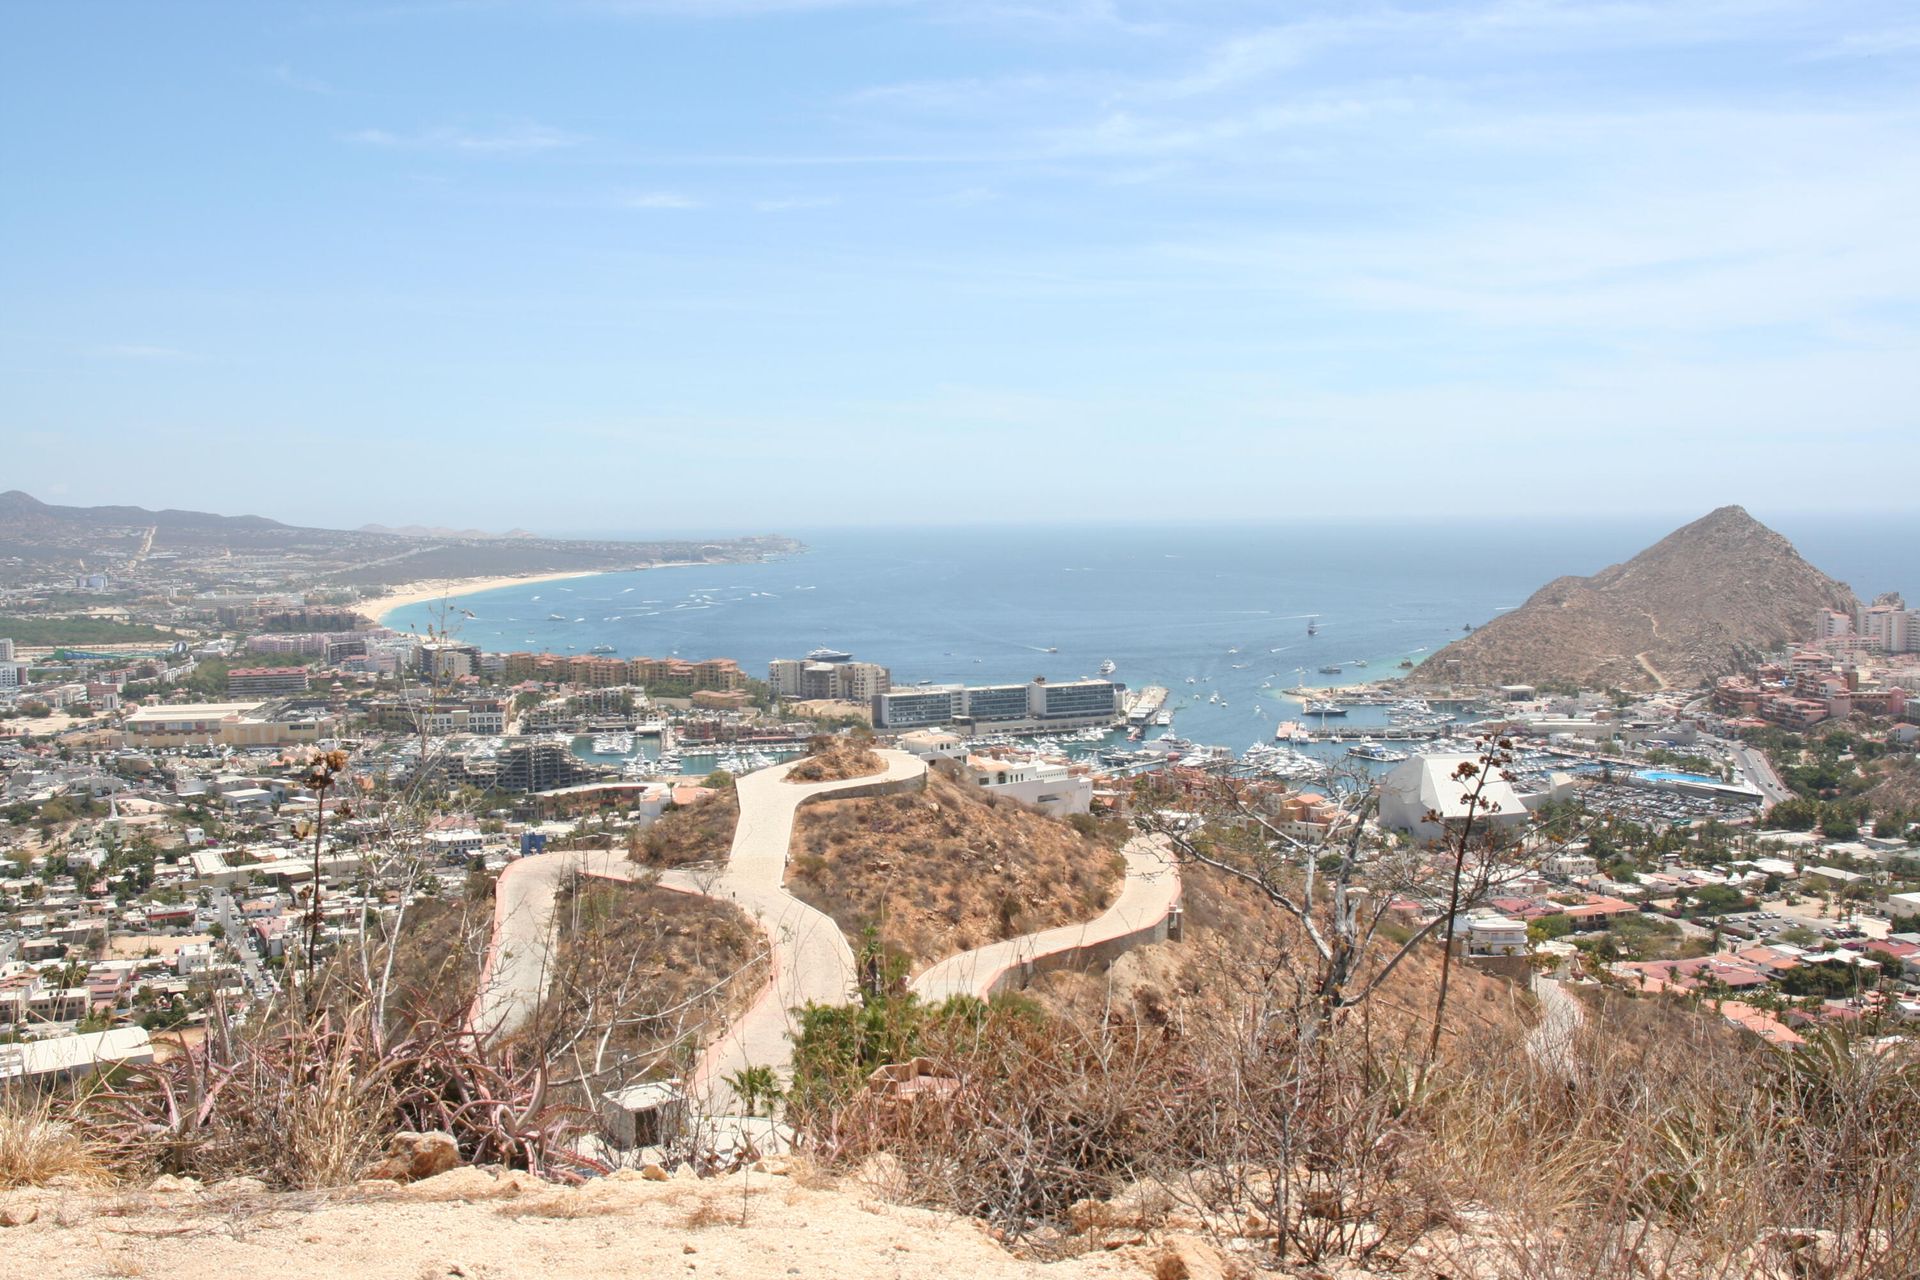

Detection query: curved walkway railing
(910, 835), (1180, 1003)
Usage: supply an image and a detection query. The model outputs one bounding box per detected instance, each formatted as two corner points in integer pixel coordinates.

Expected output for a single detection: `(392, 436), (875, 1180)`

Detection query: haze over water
(387, 518), (1915, 752)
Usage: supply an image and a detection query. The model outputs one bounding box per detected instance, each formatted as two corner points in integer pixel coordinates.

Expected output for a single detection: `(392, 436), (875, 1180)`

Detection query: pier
(1124, 685), (1169, 725)
(1280, 723), (1455, 743)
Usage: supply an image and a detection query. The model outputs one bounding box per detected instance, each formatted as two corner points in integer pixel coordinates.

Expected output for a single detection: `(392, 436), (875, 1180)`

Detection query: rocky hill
(1413, 506), (1855, 692)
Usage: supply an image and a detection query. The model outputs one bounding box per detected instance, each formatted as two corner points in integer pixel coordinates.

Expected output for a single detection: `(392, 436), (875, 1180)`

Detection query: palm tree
(725, 1064), (782, 1117)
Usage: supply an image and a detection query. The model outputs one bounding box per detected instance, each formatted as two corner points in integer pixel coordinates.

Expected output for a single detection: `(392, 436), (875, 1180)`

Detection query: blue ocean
(383, 518), (1914, 755)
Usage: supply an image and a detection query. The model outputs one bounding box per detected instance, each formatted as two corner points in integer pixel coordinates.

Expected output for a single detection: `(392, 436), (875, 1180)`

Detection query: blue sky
(3, 0), (1918, 532)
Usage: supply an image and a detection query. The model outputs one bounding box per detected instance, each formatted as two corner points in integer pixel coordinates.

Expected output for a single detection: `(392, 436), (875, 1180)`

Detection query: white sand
(358, 571), (612, 625)
(359, 562), (711, 625)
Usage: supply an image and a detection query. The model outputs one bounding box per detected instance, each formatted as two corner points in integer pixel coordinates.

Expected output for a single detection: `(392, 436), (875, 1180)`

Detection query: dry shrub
(518, 876), (767, 1108)
(75, 990), (600, 1189)
(787, 769), (1123, 971)
(635, 789), (739, 869)
(790, 927), (1920, 1279)
(786, 735), (882, 784)
(1424, 990), (1920, 1279)
(0, 1087), (104, 1188)
(802, 1003), (1179, 1237)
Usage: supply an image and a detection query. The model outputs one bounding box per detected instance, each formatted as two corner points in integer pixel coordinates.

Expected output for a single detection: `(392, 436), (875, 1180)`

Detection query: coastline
(358, 564), (702, 625)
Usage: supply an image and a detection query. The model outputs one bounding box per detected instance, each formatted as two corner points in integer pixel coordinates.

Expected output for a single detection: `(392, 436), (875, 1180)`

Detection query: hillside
(1413, 506), (1855, 691)
(0, 489), (801, 587)
(786, 768), (1125, 972)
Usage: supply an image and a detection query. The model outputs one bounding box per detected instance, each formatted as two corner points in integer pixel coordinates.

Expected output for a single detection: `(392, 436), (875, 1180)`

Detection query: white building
(1378, 754), (1532, 845)
(1543, 851), (1599, 879)
(1464, 912), (1529, 957)
(965, 755), (1093, 817)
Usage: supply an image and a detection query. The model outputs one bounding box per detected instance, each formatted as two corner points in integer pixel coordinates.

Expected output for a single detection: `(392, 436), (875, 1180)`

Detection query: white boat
(1098, 659), (1117, 676)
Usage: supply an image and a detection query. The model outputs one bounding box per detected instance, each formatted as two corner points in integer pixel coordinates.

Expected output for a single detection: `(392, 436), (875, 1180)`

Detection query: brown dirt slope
(786, 737), (882, 783)
(786, 768), (1126, 973)
(1414, 505), (1855, 692)
(632, 788), (739, 869)
(520, 877), (766, 1102)
(1034, 864), (1532, 1055)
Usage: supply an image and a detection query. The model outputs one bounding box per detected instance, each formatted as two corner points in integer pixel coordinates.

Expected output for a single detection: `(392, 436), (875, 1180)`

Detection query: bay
(382, 517), (1915, 755)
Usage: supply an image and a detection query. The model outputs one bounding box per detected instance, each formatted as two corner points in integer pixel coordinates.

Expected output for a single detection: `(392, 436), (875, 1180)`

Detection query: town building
(769, 649), (890, 702)
(121, 701), (333, 749)
(224, 666), (312, 697)
(1377, 753), (1533, 845)
(872, 677), (1124, 733)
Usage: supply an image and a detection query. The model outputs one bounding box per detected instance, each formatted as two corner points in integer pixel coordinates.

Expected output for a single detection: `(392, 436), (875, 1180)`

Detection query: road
(1730, 741), (1793, 808)
(911, 835), (1181, 1003)
(209, 888), (271, 998)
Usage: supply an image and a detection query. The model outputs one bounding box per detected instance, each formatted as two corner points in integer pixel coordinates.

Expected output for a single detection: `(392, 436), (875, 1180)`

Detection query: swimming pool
(1636, 769), (1722, 786)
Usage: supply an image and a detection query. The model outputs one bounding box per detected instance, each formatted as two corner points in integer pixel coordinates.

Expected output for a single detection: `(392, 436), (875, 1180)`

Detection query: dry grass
(518, 877), (767, 1106)
(369, 883), (494, 1032)
(791, 854), (1920, 1277)
(632, 789), (739, 870)
(0, 1088), (105, 1188)
(786, 769), (1124, 972)
(785, 736), (883, 784)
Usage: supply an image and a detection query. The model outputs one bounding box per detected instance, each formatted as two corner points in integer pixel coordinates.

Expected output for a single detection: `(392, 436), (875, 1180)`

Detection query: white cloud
(97, 344), (194, 362)
(266, 63), (335, 95)
(622, 190), (702, 209)
(754, 195), (839, 211)
(344, 124), (585, 153)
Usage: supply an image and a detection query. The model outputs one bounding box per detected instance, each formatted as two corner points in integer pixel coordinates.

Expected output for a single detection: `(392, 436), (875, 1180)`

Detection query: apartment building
(873, 677), (1124, 732)
(769, 649), (889, 702)
(224, 666), (311, 697)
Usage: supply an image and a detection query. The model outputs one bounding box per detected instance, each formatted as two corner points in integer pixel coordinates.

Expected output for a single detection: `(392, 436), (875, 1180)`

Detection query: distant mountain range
(1414, 506), (1855, 692)
(358, 523), (539, 540)
(0, 490), (801, 589)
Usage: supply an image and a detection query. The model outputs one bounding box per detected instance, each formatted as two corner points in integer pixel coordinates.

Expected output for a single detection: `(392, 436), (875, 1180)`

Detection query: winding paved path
(468, 751), (928, 1111)
(688, 750), (926, 1109)
(1527, 973), (1584, 1079)
(911, 835), (1180, 1003)
(471, 750), (1181, 1121)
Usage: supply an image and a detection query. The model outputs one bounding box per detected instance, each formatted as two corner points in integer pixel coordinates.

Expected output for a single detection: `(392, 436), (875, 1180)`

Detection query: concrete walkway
(469, 750), (929, 1116)
(468, 847), (640, 1042)
(473, 753), (1186, 1122)
(1527, 973), (1584, 1079)
(688, 750), (927, 1110)
(910, 835), (1180, 1003)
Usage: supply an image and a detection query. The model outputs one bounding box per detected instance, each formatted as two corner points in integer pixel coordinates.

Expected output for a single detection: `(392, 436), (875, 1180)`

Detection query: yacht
(1318, 665), (1344, 675)
(1348, 741), (1409, 764)
(1098, 659), (1117, 676)
(1307, 619), (1319, 637)
(589, 643), (617, 654)
(1302, 700), (1348, 717)
(547, 613), (568, 621)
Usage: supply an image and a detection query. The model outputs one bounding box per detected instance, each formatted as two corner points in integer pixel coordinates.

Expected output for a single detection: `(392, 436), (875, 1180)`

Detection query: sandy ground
(358, 570), (612, 624)
(0, 1166), (1204, 1280)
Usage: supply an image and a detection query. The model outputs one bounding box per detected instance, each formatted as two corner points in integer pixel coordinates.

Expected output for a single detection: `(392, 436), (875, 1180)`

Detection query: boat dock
(1279, 723), (1456, 743)
(1125, 685), (1169, 725)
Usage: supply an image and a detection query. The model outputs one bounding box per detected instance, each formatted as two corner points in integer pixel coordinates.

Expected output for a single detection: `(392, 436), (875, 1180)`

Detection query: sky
(3, 0), (1918, 533)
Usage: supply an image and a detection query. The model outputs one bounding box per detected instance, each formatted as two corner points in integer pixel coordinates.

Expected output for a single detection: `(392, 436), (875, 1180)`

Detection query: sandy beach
(358, 570), (612, 624)
(357, 561), (713, 624)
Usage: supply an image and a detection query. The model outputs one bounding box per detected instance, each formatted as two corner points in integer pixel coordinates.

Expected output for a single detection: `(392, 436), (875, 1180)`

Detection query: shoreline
(358, 563), (703, 625)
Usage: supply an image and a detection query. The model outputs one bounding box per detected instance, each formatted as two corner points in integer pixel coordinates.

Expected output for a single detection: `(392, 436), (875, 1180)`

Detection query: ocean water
(384, 518), (1915, 754)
